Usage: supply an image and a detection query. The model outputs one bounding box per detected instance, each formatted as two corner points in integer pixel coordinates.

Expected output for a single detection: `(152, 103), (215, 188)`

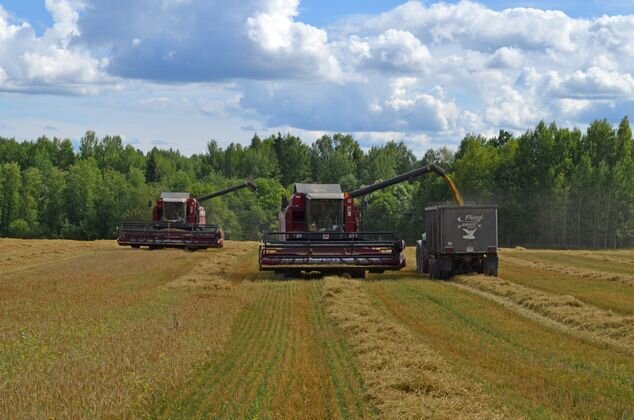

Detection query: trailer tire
(416, 241), (430, 274)
(351, 270), (366, 279)
(415, 244), (421, 273)
(429, 258), (441, 280)
(482, 256), (498, 276)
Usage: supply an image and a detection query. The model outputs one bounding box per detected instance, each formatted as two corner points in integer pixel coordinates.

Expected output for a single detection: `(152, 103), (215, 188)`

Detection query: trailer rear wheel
(482, 256), (498, 276)
(429, 258), (441, 279)
(415, 243), (422, 273)
(350, 270), (366, 279)
(415, 241), (430, 274)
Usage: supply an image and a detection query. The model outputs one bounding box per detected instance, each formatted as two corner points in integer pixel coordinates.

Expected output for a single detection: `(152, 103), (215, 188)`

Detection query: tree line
(0, 117), (633, 248)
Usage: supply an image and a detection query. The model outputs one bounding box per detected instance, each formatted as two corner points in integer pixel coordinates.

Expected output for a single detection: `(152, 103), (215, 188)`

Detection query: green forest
(1, 117), (633, 248)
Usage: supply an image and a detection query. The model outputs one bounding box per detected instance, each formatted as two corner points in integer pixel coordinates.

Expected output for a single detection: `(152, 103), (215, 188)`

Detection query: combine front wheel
(283, 270), (302, 279)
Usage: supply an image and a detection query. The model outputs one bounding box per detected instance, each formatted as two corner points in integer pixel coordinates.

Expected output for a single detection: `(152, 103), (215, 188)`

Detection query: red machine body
(117, 181), (256, 250)
(259, 165), (456, 277)
(280, 186), (360, 234)
(151, 193), (207, 225)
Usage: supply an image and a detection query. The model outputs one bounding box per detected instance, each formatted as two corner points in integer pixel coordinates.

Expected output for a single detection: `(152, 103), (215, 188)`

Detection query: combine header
(117, 181), (257, 250)
(259, 165), (460, 277)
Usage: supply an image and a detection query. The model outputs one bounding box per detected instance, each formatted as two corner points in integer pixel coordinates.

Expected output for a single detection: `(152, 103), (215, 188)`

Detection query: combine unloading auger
(347, 164), (463, 205)
(259, 164), (461, 277)
(117, 180), (257, 250)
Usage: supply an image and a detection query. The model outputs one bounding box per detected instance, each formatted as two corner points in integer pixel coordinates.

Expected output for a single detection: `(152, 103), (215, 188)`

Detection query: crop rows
(1, 240), (633, 418)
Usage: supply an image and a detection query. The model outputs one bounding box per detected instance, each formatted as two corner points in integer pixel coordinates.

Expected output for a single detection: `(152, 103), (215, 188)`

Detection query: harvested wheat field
(1, 239), (633, 418)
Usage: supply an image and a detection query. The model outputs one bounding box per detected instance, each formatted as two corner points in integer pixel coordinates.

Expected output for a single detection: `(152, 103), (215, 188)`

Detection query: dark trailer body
(416, 205), (498, 279)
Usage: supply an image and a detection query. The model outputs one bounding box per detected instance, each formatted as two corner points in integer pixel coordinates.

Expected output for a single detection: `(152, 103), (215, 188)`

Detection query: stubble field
(1, 239), (633, 418)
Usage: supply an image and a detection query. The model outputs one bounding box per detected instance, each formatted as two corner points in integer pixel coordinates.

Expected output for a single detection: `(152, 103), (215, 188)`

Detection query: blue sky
(1, 0), (633, 155)
(2, 1), (52, 34)
(8, 1), (633, 29)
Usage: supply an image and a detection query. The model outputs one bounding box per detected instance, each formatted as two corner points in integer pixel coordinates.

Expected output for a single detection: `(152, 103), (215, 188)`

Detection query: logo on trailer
(457, 214), (483, 239)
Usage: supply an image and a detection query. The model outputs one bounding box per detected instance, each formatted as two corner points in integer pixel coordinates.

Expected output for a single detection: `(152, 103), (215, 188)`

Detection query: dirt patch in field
(323, 277), (506, 419)
(454, 275), (634, 353)
(502, 254), (634, 287)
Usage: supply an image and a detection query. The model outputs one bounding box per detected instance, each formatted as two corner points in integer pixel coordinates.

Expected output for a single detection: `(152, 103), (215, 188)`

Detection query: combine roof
(160, 192), (191, 202)
(294, 183), (344, 200)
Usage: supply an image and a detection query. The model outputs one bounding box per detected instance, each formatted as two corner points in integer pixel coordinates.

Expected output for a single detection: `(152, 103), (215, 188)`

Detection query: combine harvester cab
(259, 165), (458, 278)
(117, 181), (257, 250)
(416, 204), (498, 280)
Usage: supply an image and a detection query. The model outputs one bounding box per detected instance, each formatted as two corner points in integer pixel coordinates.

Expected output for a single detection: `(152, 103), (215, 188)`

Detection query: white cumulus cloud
(353, 29), (431, 73)
(3, 0), (634, 152)
(76, 0), (343, 82)
(0, 1), (107, 93)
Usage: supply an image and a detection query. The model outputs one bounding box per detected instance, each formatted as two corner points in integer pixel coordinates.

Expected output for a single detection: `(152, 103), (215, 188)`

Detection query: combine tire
(283, 270), (302, 279)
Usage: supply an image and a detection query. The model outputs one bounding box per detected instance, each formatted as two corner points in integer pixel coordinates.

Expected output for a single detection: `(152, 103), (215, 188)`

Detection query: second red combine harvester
(259, 165), (462, 277)
(117, 180), (257, 250)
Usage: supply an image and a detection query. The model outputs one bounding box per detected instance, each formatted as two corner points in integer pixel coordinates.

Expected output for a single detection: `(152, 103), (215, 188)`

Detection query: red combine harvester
(259, 165), (461, 277)
(117, 180), (257, 250)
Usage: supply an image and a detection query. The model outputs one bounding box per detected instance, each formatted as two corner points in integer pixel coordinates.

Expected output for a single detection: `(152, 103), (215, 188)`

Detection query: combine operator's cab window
(162, 201), (186, 223)
(307, 199), (343, 232)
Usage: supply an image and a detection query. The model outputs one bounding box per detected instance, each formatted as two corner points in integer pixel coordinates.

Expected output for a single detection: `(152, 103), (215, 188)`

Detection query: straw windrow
(323, 276), (506, 419)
